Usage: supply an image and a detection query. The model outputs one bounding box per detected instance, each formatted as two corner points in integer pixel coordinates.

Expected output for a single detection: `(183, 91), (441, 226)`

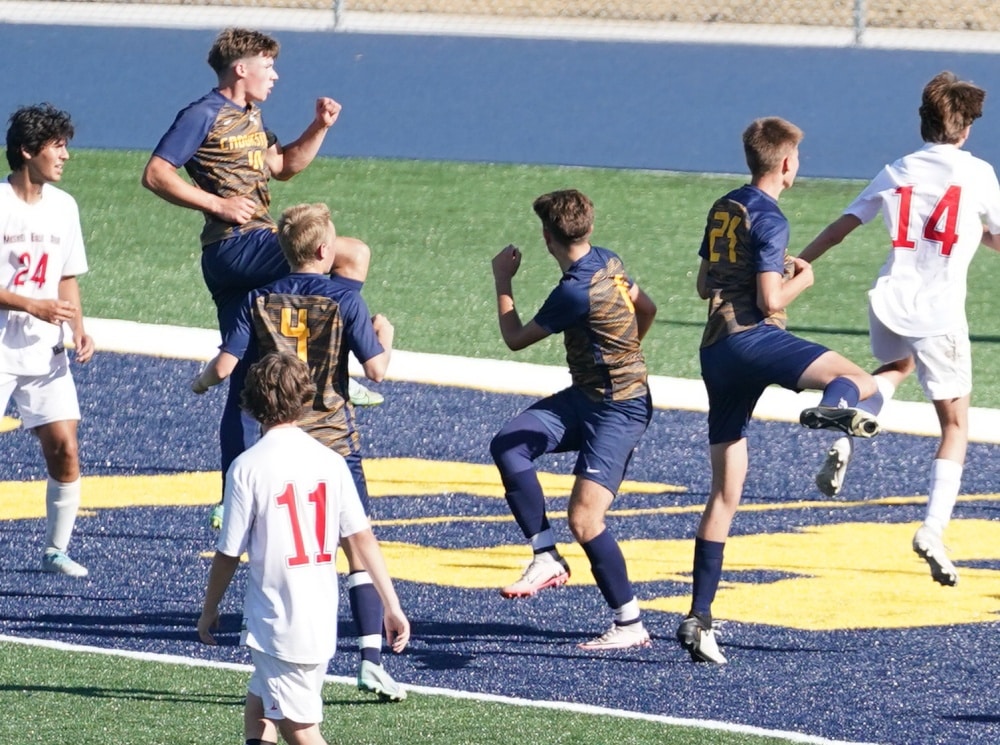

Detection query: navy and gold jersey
(152, 90), (277, 246)
(222, 274), (383, 456)
(533, 245), (648, 403)
(698, 184), (793, 349)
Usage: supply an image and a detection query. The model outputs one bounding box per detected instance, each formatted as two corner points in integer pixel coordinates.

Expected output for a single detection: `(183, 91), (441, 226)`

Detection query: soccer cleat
(500, 554), (570, 598)
(41, 550), (89, 578)
(349, 378), (384, 406)
(912, 525), (958, 587)
(357, 660), (407, 702)
(815, 436), (853, 497)
(209, 502), (224, 531)
(800, 406), (880, 438)
(577, 621), (652, 651)
(676, 614), (727, 664)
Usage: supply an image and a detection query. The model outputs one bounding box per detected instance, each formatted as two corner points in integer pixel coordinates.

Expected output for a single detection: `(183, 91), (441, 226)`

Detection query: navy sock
(498, 468), (550, 539)
(819, 376), (860, 408)
(348, 572), (383, 665)
(691, 537), (725, 618)
(581, 529), (634, 610)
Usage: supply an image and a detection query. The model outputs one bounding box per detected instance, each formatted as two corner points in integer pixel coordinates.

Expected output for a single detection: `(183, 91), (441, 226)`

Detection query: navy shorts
(201, 229), (290, 335)
(700, 324), (827, 444)
(525, 386), (652, 494)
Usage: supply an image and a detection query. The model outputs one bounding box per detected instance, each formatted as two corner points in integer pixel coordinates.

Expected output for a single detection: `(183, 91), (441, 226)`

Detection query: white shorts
(0, 352), (80, 429)
(868, 306), (971, 400)
(247, 648), (328, 725)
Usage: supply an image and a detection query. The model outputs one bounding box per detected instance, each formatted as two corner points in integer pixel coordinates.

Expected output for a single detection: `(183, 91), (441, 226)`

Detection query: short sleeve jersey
(218, 426), (369, 664)
(698, 184), (793, 349)
(845, 143), (1000, 336)
(533, 245), (648, 402)
(152, 90), (276, 246)
(222, 273), (383, 455)
(0, 179), (88, 375)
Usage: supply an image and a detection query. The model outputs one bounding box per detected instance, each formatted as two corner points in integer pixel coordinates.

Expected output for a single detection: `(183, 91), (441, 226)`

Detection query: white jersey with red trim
(846, 143), (1000, 336)
(218, 425), (369, 665)
(0, 179), (88, 375)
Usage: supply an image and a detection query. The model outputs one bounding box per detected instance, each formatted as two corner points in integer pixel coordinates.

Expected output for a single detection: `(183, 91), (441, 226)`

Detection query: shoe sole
(912, 543), (958, 587)
(815, 448), (847, 497)
(358, 683), (406, 702)
(801, 409), (880, 438)
(500, 572), (569, 598)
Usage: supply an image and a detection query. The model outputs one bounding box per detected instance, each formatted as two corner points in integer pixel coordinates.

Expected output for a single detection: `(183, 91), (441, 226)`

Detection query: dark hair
(6, 103), (74, 171)
(919, 71), (985, 144)
(532, 189), (594, 245)
(240, 352), (316, 428)
(742, 117), (803, 178)
(207, 27), (280, 75)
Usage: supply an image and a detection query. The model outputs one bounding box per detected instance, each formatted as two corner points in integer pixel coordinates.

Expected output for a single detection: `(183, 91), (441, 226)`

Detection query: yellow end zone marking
(0, 458), (683, 521)
(1, 416), (21, 433)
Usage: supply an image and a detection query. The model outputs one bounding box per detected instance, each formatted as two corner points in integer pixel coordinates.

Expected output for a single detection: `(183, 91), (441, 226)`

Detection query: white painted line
(85, 317), (1000, 444)
(0, 634), (882, 745)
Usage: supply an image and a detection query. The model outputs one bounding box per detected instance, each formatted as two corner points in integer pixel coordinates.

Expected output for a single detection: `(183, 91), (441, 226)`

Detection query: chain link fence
(17, 1), (1000, 35)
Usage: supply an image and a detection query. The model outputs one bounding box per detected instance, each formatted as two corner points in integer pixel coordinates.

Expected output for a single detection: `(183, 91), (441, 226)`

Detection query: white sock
(613, 597), (641, 625)
(924, 458), (963, 534)
(858, 374), (896, 416)
(45, 477), (81, 553)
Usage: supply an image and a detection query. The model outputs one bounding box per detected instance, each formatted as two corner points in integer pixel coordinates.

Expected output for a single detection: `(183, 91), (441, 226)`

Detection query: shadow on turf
(0, 682), (244, 706)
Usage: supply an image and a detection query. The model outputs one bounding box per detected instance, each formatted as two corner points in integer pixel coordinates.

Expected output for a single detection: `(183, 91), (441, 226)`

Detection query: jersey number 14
(892, 184), (961, 257)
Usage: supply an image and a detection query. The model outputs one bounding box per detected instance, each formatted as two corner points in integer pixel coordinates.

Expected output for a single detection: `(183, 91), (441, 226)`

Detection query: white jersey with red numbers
(218, 425), (370, 665)
(846, 143), (1000, 336)
(0, 179), (88, 375)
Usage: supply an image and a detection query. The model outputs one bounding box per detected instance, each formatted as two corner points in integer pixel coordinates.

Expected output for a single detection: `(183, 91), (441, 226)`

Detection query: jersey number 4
(892, 184), (961, 257)
(13, 252), (49, 288)
(276, 482), (334, 567)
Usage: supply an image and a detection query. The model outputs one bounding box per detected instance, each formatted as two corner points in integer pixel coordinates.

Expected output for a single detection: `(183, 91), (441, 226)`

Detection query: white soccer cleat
(578, 621), (652, 651)
(357, 660), (406, 702)
(500, 553), (570, 598)
(676, 615), (727, 664)
(816, 436), (853, 497)
(349, 378), (384, 406)
(41, 550), (89, 578)
(912, 525), (958, 587)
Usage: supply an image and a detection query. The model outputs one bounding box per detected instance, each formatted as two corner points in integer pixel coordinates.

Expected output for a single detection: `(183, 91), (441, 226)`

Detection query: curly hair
(207, 27), (280, 74)
(6, 103), (74, 171)
(532, 189), (594, 246)
(240, 352), (316, 429)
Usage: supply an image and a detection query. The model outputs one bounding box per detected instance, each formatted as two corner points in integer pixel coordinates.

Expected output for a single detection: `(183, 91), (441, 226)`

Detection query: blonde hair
(742, 117), (804, 178)
(277, 203), (334, 268)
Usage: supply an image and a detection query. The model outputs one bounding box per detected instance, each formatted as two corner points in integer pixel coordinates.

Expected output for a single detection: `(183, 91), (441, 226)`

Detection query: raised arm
(798, 214), (863, 263)
(491, 244), (550, 351)
(361, 314), (394, 383)
(266, 97), (341, 181)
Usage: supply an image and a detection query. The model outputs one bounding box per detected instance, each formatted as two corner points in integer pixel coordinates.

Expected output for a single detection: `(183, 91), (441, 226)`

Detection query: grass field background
(70, 150), (1000, 409)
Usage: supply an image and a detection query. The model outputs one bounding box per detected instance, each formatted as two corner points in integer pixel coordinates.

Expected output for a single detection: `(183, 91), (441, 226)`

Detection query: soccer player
(197, 352), (409, 744)
(489, 189), (657, 651)
(799, 71), (1000, 587)
(0, 103), (94, 578)
(191, 202), (404, 700)
(680, 117), (881, 664)
(141, 27), (381, 529)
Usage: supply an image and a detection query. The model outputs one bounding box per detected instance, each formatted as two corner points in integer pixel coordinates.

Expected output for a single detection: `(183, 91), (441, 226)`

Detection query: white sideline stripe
(86, 316), (1000, 444)
(0, 634), (880, 745)
(1, 1), (998, 52)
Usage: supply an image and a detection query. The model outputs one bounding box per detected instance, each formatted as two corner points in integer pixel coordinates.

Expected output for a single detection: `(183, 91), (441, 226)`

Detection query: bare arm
(361, 314), (393, 383)
(58, 276), (93, 363)
(142, 155), (257, 225)
(342, 528), (410, 653)
(798, 214), (863, 263)
(197, 551), (241, 645)
(630, 284), (657, 340)
(266, 98), (341, 181)
(491, 244), (551, 351)
(192, 351), (239, 394)
(0, 289), (76, 324)
(756, 257), (814, 316)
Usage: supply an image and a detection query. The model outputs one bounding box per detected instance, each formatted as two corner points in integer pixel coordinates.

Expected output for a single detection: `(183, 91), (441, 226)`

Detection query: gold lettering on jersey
(280, 307), (310, 360)
(219, 132), (269, 151)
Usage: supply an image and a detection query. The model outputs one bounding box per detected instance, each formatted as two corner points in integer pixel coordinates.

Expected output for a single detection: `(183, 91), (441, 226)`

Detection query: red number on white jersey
(892, 185), (961, 257)
(276, 482), (335, 568)
(12, 252), (49, 288)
